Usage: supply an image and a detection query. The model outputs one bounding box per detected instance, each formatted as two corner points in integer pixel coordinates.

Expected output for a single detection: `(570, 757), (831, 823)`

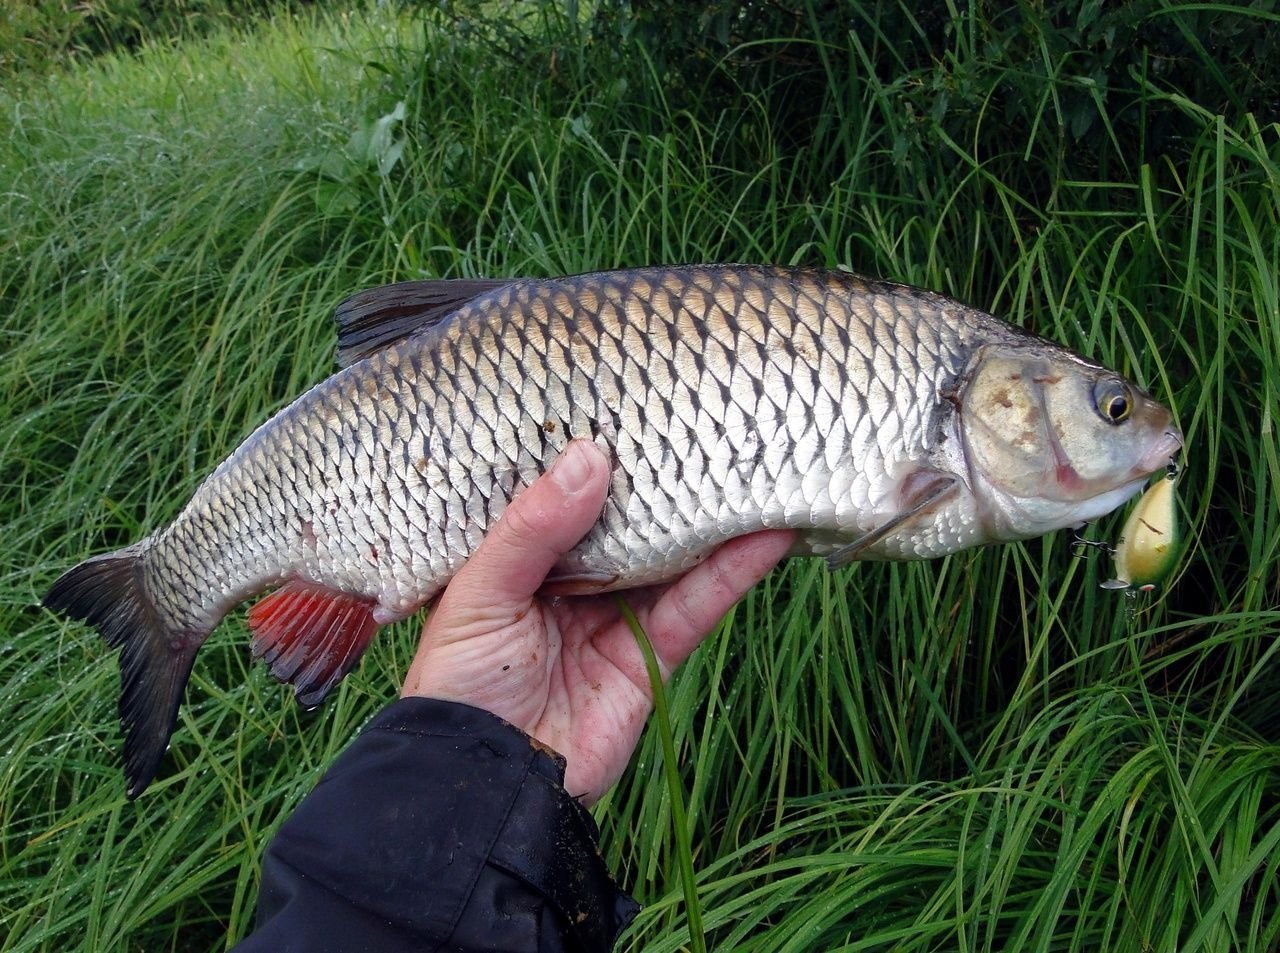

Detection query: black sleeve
(233, 697), (639, 953)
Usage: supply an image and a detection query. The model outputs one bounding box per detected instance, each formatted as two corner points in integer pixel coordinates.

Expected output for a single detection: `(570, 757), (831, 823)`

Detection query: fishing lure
(1100, 462), (1180, 592)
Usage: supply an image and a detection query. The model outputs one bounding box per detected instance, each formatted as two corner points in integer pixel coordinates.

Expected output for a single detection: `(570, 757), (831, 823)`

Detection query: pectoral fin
(826, 470), (959, 568)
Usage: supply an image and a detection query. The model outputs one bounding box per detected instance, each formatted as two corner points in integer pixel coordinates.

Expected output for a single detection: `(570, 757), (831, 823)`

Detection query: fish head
(957, 346), (1182, 540)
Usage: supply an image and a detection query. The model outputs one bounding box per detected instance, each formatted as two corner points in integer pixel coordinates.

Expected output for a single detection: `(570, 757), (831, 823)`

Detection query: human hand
(401, 439), (793, 804)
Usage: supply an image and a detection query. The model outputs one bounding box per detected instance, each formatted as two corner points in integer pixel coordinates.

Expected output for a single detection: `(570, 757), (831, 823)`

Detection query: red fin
(247, 581), (379, 707)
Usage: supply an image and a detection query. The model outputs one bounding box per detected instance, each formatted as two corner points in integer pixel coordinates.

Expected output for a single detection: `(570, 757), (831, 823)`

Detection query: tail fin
(44, 545), (204, 799)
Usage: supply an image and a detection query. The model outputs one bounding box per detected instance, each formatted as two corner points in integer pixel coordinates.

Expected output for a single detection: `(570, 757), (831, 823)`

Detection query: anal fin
(247, 581), (379, 708)
(827, 471), (959, 567)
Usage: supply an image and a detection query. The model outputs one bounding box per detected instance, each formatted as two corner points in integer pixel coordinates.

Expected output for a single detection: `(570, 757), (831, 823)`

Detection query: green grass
(2, 4), (1279, 951)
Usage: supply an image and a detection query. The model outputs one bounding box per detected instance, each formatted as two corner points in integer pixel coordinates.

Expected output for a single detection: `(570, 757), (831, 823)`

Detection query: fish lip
(1136, 429), (1184, 476)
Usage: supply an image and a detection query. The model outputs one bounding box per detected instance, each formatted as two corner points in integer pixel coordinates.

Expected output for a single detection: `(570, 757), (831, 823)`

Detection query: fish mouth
(1136, 428), (1184, 476)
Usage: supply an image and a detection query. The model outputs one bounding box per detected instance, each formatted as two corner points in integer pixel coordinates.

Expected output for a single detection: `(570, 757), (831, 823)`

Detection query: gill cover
(958, 347), (1179, 539)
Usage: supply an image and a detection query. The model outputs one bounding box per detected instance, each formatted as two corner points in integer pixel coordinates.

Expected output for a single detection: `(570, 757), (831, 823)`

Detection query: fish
(43, 265), (1183, 797)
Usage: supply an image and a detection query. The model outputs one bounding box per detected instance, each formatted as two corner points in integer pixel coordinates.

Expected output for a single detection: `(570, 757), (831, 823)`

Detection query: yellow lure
(1102, 472), (1179, 591)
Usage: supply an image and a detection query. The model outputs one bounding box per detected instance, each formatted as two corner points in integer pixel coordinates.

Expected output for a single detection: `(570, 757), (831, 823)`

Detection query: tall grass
(1, 4), (1277, 951)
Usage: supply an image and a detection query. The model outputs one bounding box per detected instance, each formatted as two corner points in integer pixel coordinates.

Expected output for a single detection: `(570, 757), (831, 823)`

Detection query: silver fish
(44, 265), (1183, 796)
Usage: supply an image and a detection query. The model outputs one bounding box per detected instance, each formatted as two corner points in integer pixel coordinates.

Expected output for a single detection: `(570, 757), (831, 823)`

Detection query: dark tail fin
(44, 545), (204, 799)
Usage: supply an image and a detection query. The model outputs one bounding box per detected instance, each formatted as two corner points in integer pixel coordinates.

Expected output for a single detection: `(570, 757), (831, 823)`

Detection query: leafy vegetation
(2, 2), (1278, 950)
(0, 0), (308, 77)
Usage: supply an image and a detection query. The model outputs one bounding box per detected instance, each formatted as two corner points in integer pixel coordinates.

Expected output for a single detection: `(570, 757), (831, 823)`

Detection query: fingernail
(551, 440), (593, 493)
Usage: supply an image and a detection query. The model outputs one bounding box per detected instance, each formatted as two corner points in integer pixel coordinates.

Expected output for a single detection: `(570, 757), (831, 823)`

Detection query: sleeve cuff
(249, 697), (637, 951)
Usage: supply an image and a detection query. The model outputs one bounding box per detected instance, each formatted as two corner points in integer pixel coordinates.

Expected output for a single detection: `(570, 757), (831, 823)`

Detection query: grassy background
(2, 3), (1278, 950)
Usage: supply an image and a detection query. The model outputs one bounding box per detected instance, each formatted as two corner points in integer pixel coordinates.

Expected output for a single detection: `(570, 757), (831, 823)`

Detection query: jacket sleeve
(233, 697), (639, 953)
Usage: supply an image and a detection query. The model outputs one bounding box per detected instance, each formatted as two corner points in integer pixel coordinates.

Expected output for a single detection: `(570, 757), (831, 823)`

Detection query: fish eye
(1093, 380), (1133, 424)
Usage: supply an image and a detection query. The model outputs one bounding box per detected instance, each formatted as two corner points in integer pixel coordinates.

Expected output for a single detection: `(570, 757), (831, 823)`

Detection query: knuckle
(498, 498), (545, 545)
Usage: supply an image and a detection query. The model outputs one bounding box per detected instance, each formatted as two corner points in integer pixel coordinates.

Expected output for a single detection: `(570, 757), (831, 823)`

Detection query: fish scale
(44, 264), (1182, 796)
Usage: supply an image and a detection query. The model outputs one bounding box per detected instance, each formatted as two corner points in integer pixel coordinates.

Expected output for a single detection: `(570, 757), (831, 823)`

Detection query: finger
(644, 530), (793, 674)
(433, 440), (611, 627)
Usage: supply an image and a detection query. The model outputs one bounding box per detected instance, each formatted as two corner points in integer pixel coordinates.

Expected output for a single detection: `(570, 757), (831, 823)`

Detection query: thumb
(433, 439), (611, 627)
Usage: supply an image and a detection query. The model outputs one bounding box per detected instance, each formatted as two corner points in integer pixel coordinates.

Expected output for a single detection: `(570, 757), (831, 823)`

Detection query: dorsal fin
(333, 278), (511, 367)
